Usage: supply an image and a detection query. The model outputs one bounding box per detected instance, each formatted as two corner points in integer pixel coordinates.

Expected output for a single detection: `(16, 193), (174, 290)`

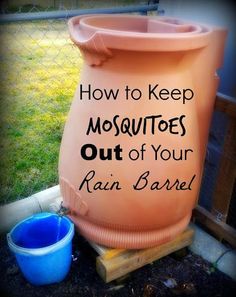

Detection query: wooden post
(211, 94), (236, 222)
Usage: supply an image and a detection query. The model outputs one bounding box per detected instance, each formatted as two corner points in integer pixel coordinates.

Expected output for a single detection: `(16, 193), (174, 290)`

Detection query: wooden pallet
(89, 227), (194, 283)
(48, 198), (194, 282)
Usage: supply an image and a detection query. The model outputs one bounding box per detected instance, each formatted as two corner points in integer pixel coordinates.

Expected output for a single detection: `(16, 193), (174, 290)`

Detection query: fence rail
(0, 4), (159, 23)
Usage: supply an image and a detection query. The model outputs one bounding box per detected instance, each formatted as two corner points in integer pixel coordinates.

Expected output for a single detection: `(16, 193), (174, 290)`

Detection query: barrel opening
(83, 16), (201, 34)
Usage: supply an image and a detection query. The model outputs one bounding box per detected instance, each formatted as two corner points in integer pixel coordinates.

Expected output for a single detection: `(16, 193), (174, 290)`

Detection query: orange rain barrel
(59, 15), (227, 248)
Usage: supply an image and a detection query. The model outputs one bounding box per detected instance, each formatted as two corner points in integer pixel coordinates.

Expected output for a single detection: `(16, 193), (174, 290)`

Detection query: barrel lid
(69, 14), (213, 53)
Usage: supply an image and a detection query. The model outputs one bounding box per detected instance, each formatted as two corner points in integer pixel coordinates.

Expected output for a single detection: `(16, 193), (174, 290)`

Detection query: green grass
(0, 20), (83, 204)
(0, 1), (147, 205)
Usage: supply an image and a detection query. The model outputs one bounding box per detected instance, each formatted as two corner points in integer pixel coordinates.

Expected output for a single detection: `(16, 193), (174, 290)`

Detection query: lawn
(0, 1), (151, 205)
(0, 19), (82, 204)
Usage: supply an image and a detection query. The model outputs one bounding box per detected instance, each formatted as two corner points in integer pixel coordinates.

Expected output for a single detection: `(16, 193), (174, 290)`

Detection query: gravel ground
(0, 234), (235, 297)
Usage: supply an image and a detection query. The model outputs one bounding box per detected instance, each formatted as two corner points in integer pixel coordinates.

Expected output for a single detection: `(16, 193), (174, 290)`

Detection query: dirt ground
(0, 233), (235, 297)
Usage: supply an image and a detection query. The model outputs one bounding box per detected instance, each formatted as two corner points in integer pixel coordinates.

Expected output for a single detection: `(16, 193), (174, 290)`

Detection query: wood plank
(101, 248), (127, 261)
(96, 228), (194, 283)
(215, 93), (236, 117)
(211, 117), (236, 222)
(88, 241), (126, 259)
(193, 205), (236, 248)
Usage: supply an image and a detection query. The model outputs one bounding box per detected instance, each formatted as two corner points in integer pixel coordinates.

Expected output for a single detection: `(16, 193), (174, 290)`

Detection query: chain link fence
(0, 1), (144, 13)
(0, 1), (158, 204)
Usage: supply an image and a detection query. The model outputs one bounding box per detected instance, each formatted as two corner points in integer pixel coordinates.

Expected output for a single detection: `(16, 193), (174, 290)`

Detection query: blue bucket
(7, 212), (74, 286)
